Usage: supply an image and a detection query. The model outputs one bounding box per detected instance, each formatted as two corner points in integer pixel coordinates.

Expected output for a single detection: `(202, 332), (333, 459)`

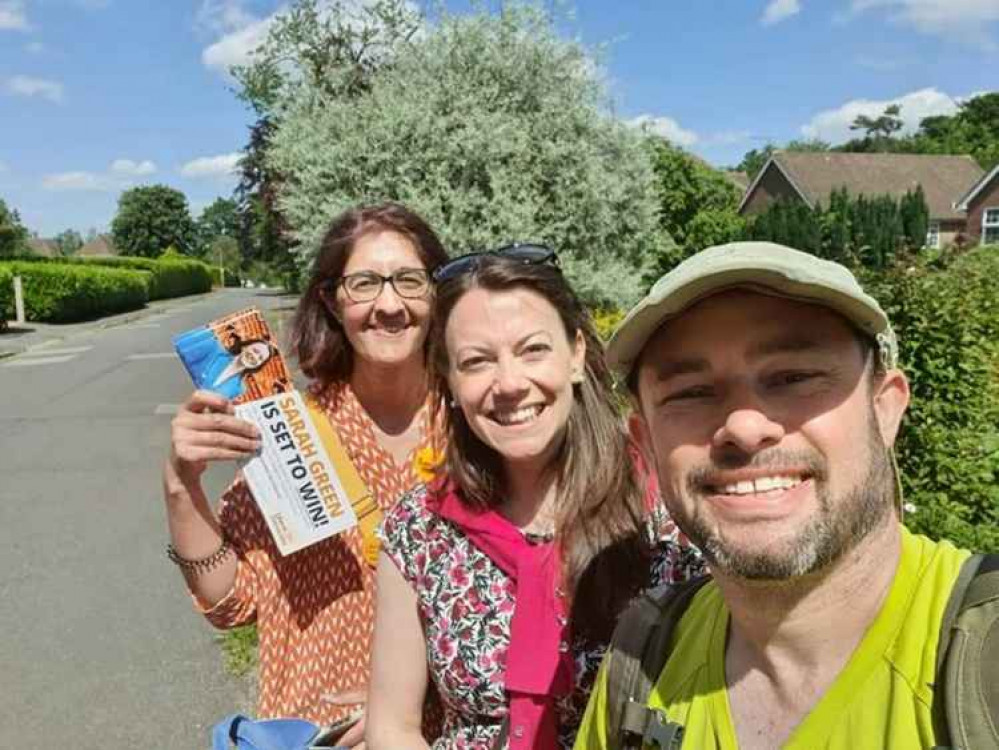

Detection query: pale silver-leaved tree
(266, 2), (670, 308)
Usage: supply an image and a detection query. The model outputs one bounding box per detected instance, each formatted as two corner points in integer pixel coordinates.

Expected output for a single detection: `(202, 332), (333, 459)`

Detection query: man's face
(634, 290), (908, 581)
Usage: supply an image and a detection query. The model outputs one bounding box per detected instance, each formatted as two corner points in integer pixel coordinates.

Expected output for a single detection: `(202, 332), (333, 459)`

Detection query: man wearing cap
(574, 242), (977, 749)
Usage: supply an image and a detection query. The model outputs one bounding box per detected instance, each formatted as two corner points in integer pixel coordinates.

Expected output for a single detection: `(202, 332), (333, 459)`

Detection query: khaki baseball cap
(607, 241), (898, 377)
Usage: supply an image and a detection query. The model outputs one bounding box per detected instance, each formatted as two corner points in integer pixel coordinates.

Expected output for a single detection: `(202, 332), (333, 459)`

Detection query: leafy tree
(234, 118), (297, 279)
(196, 197), (241, 255)
(111, 185), (198, 257)
(0, 198), (29, 258)
(232, 0), (421, 117)
(53, 229), (83, 256)
(230, 0), (419, 290)
(684, 208), (745, 255)
(207, 236), (242, 278)
(786, 138), (830, 151)
(266, 2), (667, 307)
(645, 137), (741, 265)
(850, 103), (904, 140)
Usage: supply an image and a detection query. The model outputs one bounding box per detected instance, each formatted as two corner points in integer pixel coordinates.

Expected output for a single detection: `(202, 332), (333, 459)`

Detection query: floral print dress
(380, 484), (705, 749)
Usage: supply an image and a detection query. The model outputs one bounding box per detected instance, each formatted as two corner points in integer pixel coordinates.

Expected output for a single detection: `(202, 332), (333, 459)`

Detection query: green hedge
(0, 261), (148, 322)
(10, 255), (212, 300)
(0, 266), (13, 323)
(862, 245), (999, 552)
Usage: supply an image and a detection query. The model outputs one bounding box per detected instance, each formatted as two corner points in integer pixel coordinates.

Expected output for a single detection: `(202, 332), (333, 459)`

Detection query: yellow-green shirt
(574, 527), (970, 750)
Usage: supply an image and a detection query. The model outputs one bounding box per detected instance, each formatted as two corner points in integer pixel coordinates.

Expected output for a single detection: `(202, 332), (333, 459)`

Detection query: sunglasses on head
(431, 243), (559, 283)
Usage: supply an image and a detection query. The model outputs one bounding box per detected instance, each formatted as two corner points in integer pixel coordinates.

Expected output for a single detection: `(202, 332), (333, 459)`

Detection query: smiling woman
(365, 248), (704, 749)
(161, 203), (449, 745)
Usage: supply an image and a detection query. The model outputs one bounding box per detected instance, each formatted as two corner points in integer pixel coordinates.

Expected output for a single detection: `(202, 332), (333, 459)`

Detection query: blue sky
(1, 0), (997, 237)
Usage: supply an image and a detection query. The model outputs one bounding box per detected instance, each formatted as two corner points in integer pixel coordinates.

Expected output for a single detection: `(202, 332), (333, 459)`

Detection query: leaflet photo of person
(175, 330), (277, 401)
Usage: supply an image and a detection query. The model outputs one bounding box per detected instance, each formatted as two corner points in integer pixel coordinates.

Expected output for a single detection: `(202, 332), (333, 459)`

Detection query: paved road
(0, 289), (298, 748)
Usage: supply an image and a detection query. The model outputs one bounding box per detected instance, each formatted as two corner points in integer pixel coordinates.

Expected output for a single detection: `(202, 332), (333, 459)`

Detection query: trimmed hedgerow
(861, 245), (999, 552)
(10, 255), (212, 300)
(0, 261), (148, 322)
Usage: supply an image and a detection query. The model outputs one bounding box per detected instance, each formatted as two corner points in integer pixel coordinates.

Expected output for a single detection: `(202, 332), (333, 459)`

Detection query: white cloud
(850, 0), (999, 47)
(5, 75), (63, 103)
(42, 172), (111, 191)
(0, 160), (8, 173)
(42, 158), (158, 191)
(202, 17), (272, 72)
(800, 87), (962, 143)
(762, 0), (801, 25)
(628, 115), (700, 147)
(110, 158), (157, 176)
(196, 0), (257, 34)
(0, 1), (28, 31)
(180, 152), (242, 179)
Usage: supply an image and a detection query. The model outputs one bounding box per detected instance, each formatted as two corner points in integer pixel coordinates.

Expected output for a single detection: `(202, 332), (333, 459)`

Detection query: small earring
(571, 369), (584, 384)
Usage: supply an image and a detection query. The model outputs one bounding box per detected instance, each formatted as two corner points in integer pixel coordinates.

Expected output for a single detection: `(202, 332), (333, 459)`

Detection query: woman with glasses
(365, 246), (703, 749)
(162, 203), (448, 746)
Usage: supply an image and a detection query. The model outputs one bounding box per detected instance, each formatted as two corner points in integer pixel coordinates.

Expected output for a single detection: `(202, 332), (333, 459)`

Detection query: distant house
(26, 238), (60, 257)
(77, 234), (118, 257)
(954, 163), (999, 246)
(738, 152), (986, 248)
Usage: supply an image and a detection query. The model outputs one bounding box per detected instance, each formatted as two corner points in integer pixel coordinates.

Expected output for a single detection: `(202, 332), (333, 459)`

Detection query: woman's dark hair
(430, 255), (652, 641)
(291, 202), (448, 383)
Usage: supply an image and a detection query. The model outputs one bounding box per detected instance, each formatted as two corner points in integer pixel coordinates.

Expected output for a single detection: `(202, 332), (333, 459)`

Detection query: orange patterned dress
(194, 379), (442, 724)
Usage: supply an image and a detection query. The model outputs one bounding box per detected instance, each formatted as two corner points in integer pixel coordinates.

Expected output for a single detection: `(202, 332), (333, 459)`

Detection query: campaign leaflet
(172, 307), (358, 555)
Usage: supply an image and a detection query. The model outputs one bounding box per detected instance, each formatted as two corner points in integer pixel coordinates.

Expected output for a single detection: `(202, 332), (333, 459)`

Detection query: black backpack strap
(606, 575), (711, 748)
(934, 553), (999, 750)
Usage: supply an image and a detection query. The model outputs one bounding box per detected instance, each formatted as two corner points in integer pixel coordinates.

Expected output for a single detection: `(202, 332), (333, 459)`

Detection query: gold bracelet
(166, 538), (232, 576)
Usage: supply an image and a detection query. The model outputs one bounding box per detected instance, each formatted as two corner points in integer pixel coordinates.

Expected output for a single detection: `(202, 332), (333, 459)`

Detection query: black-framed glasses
(431, 243), (559, 283)
(332, 268), (431, 303)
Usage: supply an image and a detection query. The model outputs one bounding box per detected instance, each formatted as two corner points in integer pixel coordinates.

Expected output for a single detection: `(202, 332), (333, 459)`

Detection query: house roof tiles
(764, 152), (984, 221)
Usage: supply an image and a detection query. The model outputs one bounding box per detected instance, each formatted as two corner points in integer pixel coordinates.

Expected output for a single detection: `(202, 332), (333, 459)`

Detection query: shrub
(5, 255), (212, 300)
(862, 246), (999, 552)
(150, 258), (213, 298)
(0, 261), (148, 322)
(591, 307), (625, 342)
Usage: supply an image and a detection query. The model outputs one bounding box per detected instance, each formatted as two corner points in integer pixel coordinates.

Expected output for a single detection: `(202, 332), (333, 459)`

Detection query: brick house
(954, 163), (999, 246)
(738, 152), (987, 248)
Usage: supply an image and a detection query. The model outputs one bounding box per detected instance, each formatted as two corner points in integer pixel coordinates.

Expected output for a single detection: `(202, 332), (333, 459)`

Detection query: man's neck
(718, 520), (902, 750)
(349, 356), (427, 435)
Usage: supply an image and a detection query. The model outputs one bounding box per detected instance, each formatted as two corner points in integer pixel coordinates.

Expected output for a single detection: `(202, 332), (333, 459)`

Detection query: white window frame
(984, 207), (999, 246)
(926, 221), (940, 249)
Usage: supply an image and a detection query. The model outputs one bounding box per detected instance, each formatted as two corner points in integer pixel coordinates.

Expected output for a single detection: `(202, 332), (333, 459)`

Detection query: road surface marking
(2, 355), (76, 367)
(125, 353), (176, 361)
(28, 346), (93, 356)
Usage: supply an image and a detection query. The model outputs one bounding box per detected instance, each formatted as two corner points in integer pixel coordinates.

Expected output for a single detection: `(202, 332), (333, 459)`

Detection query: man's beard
(671, 418), (895, 581)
